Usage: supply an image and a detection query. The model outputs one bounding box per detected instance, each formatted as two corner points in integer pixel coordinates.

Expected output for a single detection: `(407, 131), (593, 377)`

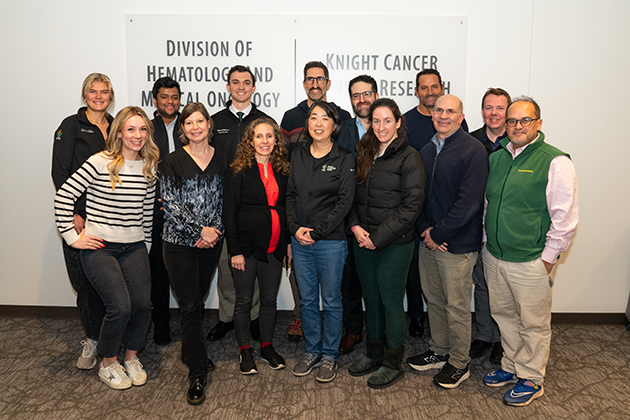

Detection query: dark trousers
(62, 240), (105, 341)
(406, 237), (426, 321)
(341, 237), (363, 335)
(149, 213), (171, 332)
(354, 240), (414, 350)
(163, 241), (222, 378)
(233, 253), (283, 347)
(81, 241), (152, 358)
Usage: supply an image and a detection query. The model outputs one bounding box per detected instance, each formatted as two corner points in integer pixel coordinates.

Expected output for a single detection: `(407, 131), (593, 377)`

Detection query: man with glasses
(482, 97), (578, 406)
(207, 65), (272, 342)
(407, 94), (488, 389)
(335, 75), (379, 354)
(468, 88), (511, 364)
(280, 61), (352, 342)
(404, 69), (469, 152)
(403, 69), (469, 340)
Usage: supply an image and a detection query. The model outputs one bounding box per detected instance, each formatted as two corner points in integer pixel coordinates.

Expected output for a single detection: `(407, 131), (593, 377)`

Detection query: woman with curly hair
(54, 106), (159, 390)
(224, 118), (291, 375)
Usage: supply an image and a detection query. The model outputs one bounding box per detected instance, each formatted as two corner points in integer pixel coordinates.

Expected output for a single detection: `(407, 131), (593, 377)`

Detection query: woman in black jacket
(223, 118), (290, 375)
(287, 101), (355, 383)
(51, 73), (114, 370)
(347, 98), (426, 389)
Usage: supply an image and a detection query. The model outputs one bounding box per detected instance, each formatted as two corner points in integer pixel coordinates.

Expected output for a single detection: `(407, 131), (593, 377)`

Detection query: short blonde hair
(81, 73), (115, 111)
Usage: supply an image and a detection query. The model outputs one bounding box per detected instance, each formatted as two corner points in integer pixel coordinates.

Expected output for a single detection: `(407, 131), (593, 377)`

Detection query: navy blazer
(223, 162), (289, 263)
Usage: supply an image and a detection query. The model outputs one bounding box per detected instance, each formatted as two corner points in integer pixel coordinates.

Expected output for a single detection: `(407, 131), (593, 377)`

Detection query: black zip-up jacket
(348, 133), (426, 249)
(51, 107), (113, 218)
(286, 139), (355, 241)
(211, 101), (272, 163)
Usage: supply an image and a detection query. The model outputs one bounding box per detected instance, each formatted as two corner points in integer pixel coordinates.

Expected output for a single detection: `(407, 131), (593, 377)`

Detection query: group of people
(52, 61), (578, 408)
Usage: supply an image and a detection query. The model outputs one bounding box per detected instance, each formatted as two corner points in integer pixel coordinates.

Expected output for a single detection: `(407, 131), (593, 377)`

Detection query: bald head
(432, 94), (465, 139)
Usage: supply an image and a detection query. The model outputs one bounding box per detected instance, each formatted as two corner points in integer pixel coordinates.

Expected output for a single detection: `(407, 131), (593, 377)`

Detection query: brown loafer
(339, 333), (363, 355)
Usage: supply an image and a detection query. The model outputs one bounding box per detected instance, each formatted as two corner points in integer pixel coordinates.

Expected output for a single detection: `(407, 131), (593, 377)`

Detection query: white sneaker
(124, 356), (148, 386)
(99, 361), (132, 390)
(77, 339), (98, 369)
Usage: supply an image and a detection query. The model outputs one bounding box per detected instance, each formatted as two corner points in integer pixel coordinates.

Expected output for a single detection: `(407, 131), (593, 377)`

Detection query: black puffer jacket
(348, 132), (426, 249)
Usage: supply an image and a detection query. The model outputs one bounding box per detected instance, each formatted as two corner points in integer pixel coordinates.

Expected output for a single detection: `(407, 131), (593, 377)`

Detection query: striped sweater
(54, 153), (156, 249)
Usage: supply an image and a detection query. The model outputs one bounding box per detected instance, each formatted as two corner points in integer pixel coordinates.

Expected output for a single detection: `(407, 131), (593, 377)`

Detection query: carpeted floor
(1, 315), (629, 420)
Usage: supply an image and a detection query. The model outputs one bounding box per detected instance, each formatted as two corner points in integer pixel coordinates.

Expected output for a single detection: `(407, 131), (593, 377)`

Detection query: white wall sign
(126, 15), (467, 122)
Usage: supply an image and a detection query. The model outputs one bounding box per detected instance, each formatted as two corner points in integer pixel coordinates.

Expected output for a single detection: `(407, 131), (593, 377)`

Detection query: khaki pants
(482, 247), (552, 384)
(419, 246), (476, 370)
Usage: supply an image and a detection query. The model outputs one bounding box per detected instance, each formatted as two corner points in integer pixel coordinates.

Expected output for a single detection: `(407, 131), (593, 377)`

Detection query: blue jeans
(81, 241), (152, 358)
(291, 238), (347, 360)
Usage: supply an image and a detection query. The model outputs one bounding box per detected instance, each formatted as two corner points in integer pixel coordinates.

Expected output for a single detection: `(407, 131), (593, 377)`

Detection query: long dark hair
(355, 98), (404, 184)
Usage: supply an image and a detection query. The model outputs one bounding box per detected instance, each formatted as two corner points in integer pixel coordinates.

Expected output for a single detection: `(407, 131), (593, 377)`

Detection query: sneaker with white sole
(484, 368), (518, 387)
(407, 350), (448, 371)
(503, 379), (544, 406)
(433, 362), (470, 389)
(77, 339), (98, 369)
(316, 358), (337, 383)
(124, 356), (148, 386)
(99, 361), (132, 390)
(292, 353), (321, 377)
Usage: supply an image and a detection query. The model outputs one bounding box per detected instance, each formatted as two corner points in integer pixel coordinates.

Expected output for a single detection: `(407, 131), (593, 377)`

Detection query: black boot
(367, 346), (405, 389)
(348, 337), (384, 377)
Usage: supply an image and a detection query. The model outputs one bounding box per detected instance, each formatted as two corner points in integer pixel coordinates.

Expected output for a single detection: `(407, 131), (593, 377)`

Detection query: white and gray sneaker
(124, 356), (148, 386)
(77, 339), (98, 369)
(292, 353), (322, 377)
(99, 361), (132, 390)
(316, 358), (337, 383)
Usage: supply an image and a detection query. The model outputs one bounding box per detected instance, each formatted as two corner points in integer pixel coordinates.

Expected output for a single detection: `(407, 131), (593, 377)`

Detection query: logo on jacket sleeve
(55, 130), (62, 140)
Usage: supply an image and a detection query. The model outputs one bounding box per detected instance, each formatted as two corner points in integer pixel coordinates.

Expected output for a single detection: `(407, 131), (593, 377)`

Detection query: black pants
(149, 213), (171, 333)
(342, 237), (363, 335)
(406, 237), (426, 321)
(233, 253), (283, 347)
(163, 240), (222, 378)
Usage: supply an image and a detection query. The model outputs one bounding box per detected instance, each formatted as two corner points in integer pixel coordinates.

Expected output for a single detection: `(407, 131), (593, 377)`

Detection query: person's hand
(421, 227), (448, 252)
(284, 244), (293, 266)
(158, 198), (163, 212)
(70, 230), (105, 250)
(200, 227), (222, 248)
(231, 254), (245, 271)
(73, 214), (85, 234)
(295, 227), (314, 246)
(543, 260), (554, 274)
(353, 226), (375, 250)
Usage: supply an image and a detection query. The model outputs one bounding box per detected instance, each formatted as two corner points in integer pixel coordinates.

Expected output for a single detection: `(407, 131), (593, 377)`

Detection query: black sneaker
(407, 350), (448, 371)
(239, 347), (257, 375)
(433, 362), (470, 389)
(260, 345), (286, 370)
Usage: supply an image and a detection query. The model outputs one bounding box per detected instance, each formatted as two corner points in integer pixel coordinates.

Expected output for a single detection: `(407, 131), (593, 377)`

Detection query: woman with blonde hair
(51, 73), (115, 370)
(54, 106), (159, 390)
(224, 117), (290, 375)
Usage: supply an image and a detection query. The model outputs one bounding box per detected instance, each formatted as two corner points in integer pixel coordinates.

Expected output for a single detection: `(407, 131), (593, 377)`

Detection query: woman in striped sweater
(54, 106), (159, 390)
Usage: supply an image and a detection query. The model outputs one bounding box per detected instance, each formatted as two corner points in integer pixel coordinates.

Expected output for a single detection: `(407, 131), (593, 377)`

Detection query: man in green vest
(482, 96), (578, 407)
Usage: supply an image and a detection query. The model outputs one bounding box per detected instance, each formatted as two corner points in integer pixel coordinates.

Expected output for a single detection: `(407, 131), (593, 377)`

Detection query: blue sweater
(416, 127), (488, 254)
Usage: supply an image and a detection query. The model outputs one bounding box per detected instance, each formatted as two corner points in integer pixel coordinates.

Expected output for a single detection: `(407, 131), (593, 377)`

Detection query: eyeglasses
(304, 76), (328, 85)
(506, 117), (540, 127)
(433, 107), (459, 116)
(351, 91), (375, 100)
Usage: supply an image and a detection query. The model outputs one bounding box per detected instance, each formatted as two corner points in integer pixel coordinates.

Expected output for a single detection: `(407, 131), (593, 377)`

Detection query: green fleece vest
(485, 132), (569, 262)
